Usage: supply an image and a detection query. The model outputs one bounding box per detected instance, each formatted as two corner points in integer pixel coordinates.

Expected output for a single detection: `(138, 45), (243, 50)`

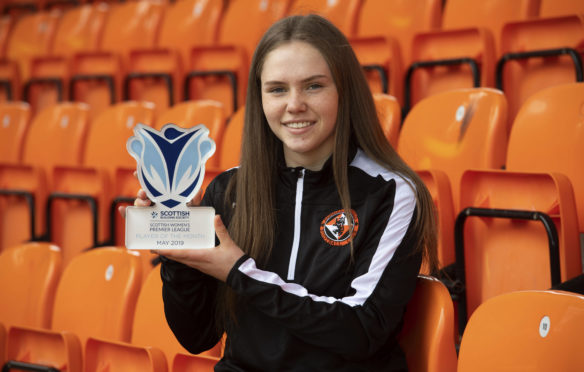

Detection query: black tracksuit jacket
(160, 149), (422, 371)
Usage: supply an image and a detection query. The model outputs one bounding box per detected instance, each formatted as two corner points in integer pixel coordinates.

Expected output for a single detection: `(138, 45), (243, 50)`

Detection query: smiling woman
(137, 14), (439, 372)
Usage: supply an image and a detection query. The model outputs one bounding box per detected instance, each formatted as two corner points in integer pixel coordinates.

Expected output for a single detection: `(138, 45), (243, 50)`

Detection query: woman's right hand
(118, 188), (151, 219)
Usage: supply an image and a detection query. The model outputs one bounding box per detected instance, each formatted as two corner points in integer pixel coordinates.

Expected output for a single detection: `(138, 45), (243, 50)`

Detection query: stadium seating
(455, 169), (581, 332)
(398, 275), (458, 372)
(397, 87), (508, 212)
(4, 247), (142, 372)
(124, 0), (225, 117)
(24, 3), (108, 116)
(46, 101), (155, 265)
(457, 290), (584, 371)
(506, 82), (584, 236)
(81, 264), (222, 372)
(69, 1), (164, 119)
(0, 102), (90, 251)
(0, 242), (62, 329)
(539, 0), (584, 17)
(496, 15), (584, 123)
(405, 0), (538, 115)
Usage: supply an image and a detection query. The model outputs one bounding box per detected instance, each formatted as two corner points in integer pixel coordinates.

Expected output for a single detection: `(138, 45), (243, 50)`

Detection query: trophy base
(125, 205), (215, 250)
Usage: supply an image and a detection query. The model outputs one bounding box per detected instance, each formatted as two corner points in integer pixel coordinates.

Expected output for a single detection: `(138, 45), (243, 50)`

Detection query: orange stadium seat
(0, 242), (62, 329)
(4, 247), (142, 372)
(0, 323), (5, 367)
(124, 0), (225, 117)
(84, 337), (167, 372)
(184, 0), (291, 116)
(0, 15), (16, 102)
(203, 105), (245, 192)
(46, 101), (155, 265)
(398, 275), (458, 372)
(455, 170), (581, 332)
(417, 170), (455, 269)
(506, 82), (584, 243)
(372, 93), (401, 148)
(351, 36), (403, 103)
(397, 88), (508, 212)
(24, 3), (109, 116)
(172, 353), (219, 372)
(288, 0), (363, 37)
(457, 290), (584, 372)
(355, 0), (442, 94)
(0, 102), (90, 251)
(2, 9), (60, 83)
(70, 1), (164, 119)
(82, 264), (222, 372)
(496, 15), (584, 123)
(0, 101), (31, 164)
(405, 0), (538, 115)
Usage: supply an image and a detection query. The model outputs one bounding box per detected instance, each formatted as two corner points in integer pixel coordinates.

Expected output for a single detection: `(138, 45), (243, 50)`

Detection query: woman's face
(261, 41), (339, 170)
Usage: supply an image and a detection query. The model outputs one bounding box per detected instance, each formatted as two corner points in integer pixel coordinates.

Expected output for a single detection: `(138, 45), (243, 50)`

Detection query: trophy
(125, 123), (216, 250)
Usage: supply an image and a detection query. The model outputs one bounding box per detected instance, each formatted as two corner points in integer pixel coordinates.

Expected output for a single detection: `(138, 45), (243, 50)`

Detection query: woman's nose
(286, 90), (307, 112)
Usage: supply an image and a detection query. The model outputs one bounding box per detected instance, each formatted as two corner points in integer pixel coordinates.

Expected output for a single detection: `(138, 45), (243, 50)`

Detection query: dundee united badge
(320, 209), (359, 246)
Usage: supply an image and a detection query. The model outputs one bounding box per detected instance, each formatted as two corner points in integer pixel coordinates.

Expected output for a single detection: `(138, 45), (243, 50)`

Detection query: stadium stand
(0, 101), (31, 164)
(405, 0), (538, 115)
(46, 101), (155, 265)
(288, 0), (362, 37)
(3, 247), (142, 372)
(0, 102), (89, 252)
(372, 93), (401, 147)
(455, 169), (581, 332)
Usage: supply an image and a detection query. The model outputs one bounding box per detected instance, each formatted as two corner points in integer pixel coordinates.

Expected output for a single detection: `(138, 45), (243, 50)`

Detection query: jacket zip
(287, 169), (305, 280)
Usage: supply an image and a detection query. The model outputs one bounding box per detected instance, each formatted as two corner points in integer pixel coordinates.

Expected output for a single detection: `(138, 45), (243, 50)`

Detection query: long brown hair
(222, 14), (438, 321)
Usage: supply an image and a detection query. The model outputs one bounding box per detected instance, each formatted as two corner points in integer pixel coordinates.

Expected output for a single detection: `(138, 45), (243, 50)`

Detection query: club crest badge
(320, 209), (359, 246)
(127, 123), (215, 208)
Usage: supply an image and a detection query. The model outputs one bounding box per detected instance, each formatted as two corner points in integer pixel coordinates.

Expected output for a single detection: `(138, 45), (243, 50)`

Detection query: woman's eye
(307, 83), (322, 90)
(268, 87), (286, 93)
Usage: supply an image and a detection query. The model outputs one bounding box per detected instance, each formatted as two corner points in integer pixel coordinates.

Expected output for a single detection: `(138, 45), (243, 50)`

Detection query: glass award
(125, 123), (216, 250)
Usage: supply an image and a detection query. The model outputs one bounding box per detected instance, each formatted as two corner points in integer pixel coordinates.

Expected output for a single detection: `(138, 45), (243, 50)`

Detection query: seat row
(2, 242), (584, 371)
(0, 0), (582, 124)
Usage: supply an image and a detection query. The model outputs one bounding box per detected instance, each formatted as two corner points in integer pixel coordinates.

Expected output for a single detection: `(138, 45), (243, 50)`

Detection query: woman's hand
(153, 215), (245, 282)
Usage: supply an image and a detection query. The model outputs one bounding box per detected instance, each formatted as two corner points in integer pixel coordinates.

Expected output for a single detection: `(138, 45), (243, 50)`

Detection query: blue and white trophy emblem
(125, 123), (216, 250)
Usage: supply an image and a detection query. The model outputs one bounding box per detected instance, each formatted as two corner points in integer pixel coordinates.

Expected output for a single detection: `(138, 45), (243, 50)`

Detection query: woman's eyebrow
(263, 74), (330, 86)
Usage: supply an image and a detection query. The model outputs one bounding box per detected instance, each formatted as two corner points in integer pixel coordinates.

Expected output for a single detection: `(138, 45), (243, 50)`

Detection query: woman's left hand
(152, 214), (245, 282)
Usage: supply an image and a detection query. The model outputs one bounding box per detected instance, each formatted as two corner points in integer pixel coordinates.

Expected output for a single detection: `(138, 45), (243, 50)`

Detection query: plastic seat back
(84, 337), (167, 372)
(372, 93), (401, 147)
(498, 15), (584, 122)
(398, 275), (458, 372)
(0, 242), (62, 328)
(4, 9), (60, 82)
(47, 101), (155, 264)
(398, 88), (508, 210)
(458, 290), (584, 372)
(51, 247), (142, 344)
(132, 265), (221, 370)
(26, 3), (109, 116)
(0, 101), (31, 164)
(126, 0), (225, 115)
(288, 0), (362, 37)
(356, 0), (442, 67)
(407, 0), (538, 114)
(0, 102), (89, 250)
(507, 82), (584, 234)
(458, 169), (581, 330)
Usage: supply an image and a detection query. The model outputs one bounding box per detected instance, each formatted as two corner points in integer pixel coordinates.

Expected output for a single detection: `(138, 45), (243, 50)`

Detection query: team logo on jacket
(320, 209), (359, 246)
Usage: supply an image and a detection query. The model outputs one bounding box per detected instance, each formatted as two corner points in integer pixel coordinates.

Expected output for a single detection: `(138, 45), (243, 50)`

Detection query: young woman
(137, 14), (438, 371)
